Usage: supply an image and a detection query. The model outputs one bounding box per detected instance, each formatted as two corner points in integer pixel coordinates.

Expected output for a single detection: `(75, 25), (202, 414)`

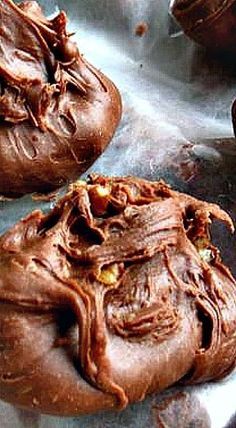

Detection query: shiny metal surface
(1, 0), (236, 426)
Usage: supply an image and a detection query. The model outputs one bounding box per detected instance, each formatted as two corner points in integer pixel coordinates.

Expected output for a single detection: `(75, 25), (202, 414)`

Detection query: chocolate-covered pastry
(1, 175), (236, 416)
(0, 1), (121, 196)
(171, 0), (236, 51)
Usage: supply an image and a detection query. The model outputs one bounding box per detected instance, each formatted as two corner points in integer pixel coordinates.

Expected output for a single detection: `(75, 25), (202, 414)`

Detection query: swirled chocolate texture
(1, 175), (236, 416)
(0, 1), (121, 196)
(171, 0), (236, 51)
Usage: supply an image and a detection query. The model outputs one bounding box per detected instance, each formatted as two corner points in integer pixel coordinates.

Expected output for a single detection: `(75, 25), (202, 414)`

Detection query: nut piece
(198, 248), (213, 263)
(194, 237), (213, 262)
(95, 185), (110, 198)
(98, 264), (119, 285)
(194, 237), (209, 249)
(69, 180), (87, 191)
(89, 185), (111, 216)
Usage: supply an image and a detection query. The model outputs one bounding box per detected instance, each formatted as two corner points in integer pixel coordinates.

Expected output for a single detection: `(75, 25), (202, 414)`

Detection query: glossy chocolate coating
(171, 0), (236, 51)
(0, 175), (236, 416)
(0, 1), (122, 195)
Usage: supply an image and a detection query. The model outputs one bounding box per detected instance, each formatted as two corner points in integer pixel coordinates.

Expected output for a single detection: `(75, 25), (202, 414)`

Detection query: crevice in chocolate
(197, 307), (214, 351)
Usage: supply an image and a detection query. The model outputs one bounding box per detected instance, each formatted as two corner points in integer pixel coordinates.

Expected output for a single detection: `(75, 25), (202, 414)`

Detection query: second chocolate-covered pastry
(171, 0), (236, 51)
(0, 0), (121, 196)
(0, 175), (236, 416)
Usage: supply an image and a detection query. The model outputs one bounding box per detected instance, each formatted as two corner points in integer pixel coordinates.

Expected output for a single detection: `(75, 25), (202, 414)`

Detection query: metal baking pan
(1, 0), (236, 426)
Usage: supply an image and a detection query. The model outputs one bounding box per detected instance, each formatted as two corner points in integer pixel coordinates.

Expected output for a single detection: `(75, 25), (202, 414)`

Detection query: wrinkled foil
(1, 1), (236, 426)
